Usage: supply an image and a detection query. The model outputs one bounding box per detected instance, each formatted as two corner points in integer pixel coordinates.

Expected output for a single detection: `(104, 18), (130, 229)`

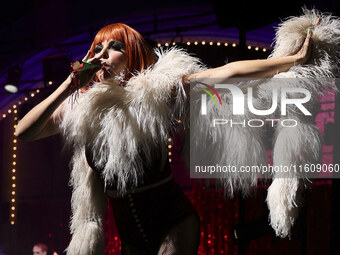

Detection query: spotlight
(4, 85), (18, 94)
(4, 66), (22, 93)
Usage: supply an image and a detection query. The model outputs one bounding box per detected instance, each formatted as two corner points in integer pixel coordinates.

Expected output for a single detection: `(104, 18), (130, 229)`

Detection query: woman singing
(15, 22), (312, 255)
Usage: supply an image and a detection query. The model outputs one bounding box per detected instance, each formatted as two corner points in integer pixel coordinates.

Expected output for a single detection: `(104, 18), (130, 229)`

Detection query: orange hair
(89, 23), (155, 83)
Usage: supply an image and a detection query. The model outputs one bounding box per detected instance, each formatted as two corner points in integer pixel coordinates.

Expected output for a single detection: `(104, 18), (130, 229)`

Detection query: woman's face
(93, 39), (128, 82)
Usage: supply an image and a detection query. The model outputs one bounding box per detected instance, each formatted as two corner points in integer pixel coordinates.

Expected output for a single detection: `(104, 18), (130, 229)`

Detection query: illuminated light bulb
(165, 42), (169, 47)
(48, 81), (53, 85)
(224, 42), (228, 46)
(194, 41), (198, 45)
(12, 176), (16, 180)
(12, 184), (16, 188)
(14, 110), (17, 114)
(255, 47), (259, 51)
(13, 147), (17, 150)
(168, 138), (172, 142)
(30, 93), (35, 97)
(248, 45), (251, 49)
(202, 41), (206, 45)
(24, 97), (28, 101)
(11, 206), (15, 210)
(12, 162), (16, 166)
(168, 152), (172, 156)
(12, 169), (16, 173)
(12, 191), (15, 195)
(11, 214), (15, 218)
(169, 158), (172, 163)
(177, 119), (182, 123)
(11, 221), (15, 225)
(2, 114), (6, 118)
(11, 199), (15, 202)
(232, 43), (236, 47)
(36, 89), (40, 93)
(172, 42), (176, 45)
(263, 48), (267, 52)
(168, 145), (172, 149)
(8, 109), (12, 113)
(14, 125), (17, 128)
(13, 139), (17, 143)
(13, 105), (17, 109)
(186, 42), (191, 45)
(217, 42), (221, 46)
(13, 154), (16, 158)
(209, 41), (213, 45)
(157, 43), (161, 47)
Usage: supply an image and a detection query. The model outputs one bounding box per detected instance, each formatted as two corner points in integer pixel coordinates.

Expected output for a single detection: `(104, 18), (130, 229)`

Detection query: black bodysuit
(85, 148), (199, 254)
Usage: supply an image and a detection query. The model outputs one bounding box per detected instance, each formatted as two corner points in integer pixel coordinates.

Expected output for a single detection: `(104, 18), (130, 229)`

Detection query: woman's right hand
(70, 51), (103, 90)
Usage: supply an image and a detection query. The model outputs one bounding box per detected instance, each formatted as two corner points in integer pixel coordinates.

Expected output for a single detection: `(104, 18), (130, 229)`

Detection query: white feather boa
(56, 8), (339, 253)
(55, 47), (204, 254)
(266, 8), (339, 237)
(188, 8), (339, 238)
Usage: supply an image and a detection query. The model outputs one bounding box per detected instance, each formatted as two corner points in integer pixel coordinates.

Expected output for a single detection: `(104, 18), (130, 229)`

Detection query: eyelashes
(93, 45), (102, 54)
(110, 40), (124, 51)
(93, 40), (124, 54)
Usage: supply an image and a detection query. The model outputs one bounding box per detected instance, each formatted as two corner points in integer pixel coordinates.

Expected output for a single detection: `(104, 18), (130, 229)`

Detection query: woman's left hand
(294, 18), (321, 65)
(294, 28), (313, 65)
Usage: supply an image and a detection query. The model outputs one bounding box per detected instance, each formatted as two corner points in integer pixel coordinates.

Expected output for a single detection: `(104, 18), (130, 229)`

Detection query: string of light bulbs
(2, 86), (44, 225)
(156, 40), (269, 52)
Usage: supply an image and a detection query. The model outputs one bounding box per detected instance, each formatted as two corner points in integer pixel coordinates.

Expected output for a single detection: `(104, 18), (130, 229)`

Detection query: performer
(16, 17), (314, 254)
(32, 243), (48, 255)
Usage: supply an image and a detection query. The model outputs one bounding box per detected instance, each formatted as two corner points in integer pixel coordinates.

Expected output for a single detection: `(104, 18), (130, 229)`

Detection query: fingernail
(307, 28), (311, 34)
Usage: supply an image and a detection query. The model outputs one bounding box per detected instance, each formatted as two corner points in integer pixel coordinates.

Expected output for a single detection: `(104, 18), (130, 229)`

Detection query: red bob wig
(89, 23), (156, 83)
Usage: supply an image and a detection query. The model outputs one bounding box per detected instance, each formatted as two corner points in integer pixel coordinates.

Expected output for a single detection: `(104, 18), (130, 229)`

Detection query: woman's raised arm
(183, 30), (312, 89)
(15, 51), (102, 141)
(14, 76), (73, 141)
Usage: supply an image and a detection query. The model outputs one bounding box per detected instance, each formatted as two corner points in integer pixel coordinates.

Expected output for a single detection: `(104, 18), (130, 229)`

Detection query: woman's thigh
(157, 213), (200, 255)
